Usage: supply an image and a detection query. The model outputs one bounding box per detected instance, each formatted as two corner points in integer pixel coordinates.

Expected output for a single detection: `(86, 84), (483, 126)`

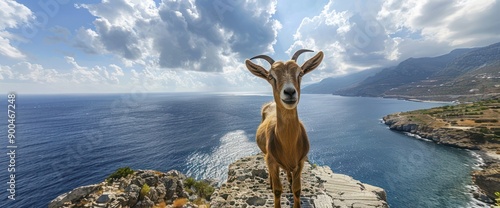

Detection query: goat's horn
(291, 49), (314, 62)
(250, 55), (275, 65)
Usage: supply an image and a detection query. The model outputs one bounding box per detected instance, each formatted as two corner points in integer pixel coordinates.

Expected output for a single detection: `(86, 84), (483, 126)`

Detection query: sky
(0, 0), (499, 94)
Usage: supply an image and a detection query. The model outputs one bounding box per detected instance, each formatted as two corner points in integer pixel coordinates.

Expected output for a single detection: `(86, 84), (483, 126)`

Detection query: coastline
(383, 114), (499, 204)
(381, 93), (500, 103)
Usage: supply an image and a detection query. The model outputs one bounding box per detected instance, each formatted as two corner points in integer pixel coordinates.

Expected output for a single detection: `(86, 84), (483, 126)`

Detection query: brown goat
(245, 49), (324, 208)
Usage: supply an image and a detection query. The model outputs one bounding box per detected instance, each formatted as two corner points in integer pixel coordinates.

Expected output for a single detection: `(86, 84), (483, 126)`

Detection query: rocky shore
(383, 113), (500, 204)
(49, 154), (388, 208)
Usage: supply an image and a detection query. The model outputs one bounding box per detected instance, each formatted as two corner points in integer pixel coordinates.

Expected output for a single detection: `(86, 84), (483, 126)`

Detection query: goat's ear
(301, 51), (324, 75)
(245, 59), (269, 80)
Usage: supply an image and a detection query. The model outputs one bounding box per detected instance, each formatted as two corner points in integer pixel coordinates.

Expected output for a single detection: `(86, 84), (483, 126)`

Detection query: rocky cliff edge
(49, 154), (388, 208)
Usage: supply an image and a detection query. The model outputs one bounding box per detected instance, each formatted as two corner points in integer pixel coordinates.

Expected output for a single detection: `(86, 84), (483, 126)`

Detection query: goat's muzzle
(281, 87), (298, 107)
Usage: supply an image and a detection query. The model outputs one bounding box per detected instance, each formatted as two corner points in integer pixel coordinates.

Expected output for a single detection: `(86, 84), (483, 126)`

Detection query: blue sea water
(0, 93), (483, 207)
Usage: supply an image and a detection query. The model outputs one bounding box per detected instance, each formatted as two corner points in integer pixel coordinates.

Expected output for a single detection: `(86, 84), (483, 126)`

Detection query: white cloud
(128, 61), (267, 92)
(75, 0), (281, 72)
(288, 0), (500, 83)
(0, 57), (126, 87)
(288, 1), (392, 83)
(0, 65), (14, 80)
(0, 0), (33, 59)
(378, 0), (500, 47)
(13, 62), (60, 83)
(64, 56), (127, 84)
(377, 0), (500, 60)
(0, 56), (266, 93)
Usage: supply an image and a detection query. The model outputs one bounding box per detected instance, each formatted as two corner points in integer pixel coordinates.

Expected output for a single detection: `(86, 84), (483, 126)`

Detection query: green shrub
(478, 127), (490, 134)
(475, 119), (498, 123)
(107, 167), (134, 182)
(184, 178), (214, 200)
(495, 192), (500, 206)
(184, 177), (196, 188)
(140, 184), (150, 199)
(193, 181), (215, 200)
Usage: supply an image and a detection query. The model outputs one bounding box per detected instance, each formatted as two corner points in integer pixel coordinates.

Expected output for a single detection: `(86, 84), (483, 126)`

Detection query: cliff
(49, 154), (388, 208)
(382, 99), (500, 203)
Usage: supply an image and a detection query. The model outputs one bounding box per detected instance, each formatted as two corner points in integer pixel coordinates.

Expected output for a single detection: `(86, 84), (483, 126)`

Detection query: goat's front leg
(291, 162), (305, 208)
(267, 159), (282, 208)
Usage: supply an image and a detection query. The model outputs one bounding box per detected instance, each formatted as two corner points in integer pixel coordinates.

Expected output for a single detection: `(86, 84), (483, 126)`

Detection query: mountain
(336, 47), (476, 97)
(302, 68), (382, 94)
(434, 43), (500, 79)
(333, 42), (500, 101)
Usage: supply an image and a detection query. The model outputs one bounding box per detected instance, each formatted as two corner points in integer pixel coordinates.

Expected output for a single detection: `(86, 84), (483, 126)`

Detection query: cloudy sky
(1, 0), (499, 94)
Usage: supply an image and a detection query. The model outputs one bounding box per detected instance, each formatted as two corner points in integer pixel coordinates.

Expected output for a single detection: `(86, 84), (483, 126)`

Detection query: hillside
(338, 48), (474, 97)
(307, 42), (500, 101)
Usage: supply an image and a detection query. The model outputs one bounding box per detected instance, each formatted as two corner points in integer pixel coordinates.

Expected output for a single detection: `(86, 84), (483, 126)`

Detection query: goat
(245, 49), (324, 208)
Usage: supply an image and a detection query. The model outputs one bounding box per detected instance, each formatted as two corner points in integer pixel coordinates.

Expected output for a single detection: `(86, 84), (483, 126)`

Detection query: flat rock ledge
(210, 154), (388, 208)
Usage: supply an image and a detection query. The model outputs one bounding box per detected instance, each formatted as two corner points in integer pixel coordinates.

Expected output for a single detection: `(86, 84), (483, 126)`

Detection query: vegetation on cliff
(495, 192), (500, 206)
(399, 97), (500, 144)
(183, 177), (215, 202)
(106, 167), (135, 183)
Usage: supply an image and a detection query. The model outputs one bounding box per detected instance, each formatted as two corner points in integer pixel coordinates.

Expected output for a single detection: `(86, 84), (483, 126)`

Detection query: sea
(0, 93), (487, 208)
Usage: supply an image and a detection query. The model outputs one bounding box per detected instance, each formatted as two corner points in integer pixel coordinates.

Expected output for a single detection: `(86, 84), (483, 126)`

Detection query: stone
(135, 196), (154, 208)
(96, 194), (111, 203)
(125, 184), (141, 194)
(156, 183), (167, 199)
(246, 196), (266, 206)
(472, 162), (500, 200)
(49, 184), (100, 208)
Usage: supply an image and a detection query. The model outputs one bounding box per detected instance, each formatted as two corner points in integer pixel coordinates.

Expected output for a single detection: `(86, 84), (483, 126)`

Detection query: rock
(210, 154), (388, 208)
(364, 184), (387, 202)
(124, 183), (141, 206)
(246, 196), (267, 206)
(116, 196), (127, 206)
(125, 184), (141, 193)
(473, 162), (500, 200)
(156, 183), (167, 200)
(49, 184), (101, 208)
(135, 196), (154, 208)
(149, 187), (159, 202)
(163, 175), (188, 202)
(96, 194), (112, 203)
